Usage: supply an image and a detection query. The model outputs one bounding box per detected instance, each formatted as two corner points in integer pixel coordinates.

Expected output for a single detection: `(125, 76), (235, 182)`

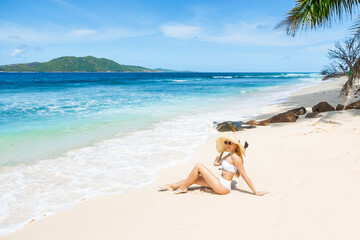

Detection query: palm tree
(276, 0), (360, 96)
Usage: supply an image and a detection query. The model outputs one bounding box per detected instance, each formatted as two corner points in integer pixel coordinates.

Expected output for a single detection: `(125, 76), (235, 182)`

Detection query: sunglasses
(224, 141), (232, 145)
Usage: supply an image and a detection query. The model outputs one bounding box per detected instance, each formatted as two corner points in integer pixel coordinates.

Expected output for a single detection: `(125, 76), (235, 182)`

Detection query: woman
(160, 132), (268, 195)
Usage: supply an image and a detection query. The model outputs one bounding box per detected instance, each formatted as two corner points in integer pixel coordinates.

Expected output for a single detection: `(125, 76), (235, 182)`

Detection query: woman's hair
(234, 146), (244, 178)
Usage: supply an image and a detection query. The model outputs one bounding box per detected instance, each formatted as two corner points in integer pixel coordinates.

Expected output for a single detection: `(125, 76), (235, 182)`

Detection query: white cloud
(66, 29), (97, 37)
(7, 35), (21, 40)
(10, 48), (25, 57)
(160, 24), (202, 40)
(98, 28), (154, 40)
(34, 46), (44, 51)
(0, 22), (153, 43)
(51, 0), (101, 22)
(0, 23), (53, 42)
(10, 45), (27, 57)
(160, 21), (347, 47)
(304, 43), (334, 53)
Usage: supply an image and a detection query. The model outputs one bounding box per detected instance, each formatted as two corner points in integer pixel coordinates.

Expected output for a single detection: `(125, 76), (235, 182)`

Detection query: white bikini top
(221, 159), (238, 173)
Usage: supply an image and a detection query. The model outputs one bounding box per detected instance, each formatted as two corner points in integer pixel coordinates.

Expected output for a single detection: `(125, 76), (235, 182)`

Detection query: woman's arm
(214, 152), (224, 166)
(232, 155), (268, 196)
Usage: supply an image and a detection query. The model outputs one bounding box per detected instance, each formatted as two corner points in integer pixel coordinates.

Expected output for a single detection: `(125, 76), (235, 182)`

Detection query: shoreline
(2, 76), (360, 239)
(0, 72), (322, 234)
(255, 77), (347, 121)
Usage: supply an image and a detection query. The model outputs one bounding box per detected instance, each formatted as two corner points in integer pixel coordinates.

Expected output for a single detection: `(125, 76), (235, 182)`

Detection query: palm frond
(350, 15), (360, 37)
(276, 0), (360, 36)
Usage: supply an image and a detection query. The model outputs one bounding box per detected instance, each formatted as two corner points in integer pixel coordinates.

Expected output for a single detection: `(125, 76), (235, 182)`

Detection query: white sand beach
(2, 77), (360, 240)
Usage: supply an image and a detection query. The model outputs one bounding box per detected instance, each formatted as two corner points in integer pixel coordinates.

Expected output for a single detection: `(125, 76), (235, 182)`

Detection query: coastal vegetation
(322, 37), (360, 80)
(0, 56), (158, 72)
(277, 0), (360, 96)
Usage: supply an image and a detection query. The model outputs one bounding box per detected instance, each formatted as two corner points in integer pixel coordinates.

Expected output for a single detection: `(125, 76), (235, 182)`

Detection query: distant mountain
(154, 68), (177, 72)
(0, 56), (159, 72)
(154, 68), (192, 72)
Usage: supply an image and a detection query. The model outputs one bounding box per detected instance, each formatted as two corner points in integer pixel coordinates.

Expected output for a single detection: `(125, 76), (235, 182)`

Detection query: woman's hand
(214, 152), (224, 166)
(254, 191), (269, 196)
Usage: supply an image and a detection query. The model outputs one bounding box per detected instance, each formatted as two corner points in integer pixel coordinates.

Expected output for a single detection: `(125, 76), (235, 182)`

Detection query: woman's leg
(174, 163), (229, 195)
(159, 179), (186, 191)
(160, 176), (211, 191)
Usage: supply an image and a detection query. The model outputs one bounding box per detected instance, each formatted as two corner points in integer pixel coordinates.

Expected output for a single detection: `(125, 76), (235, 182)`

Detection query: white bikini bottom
(218, 176), (231, 192)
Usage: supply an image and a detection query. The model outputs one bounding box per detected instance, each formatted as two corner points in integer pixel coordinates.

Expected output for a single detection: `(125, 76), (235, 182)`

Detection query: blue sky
(0, 0), (354, 72)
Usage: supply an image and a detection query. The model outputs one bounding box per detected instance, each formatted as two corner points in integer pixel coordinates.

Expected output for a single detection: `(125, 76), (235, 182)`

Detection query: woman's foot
(173, 187), (187, 194)
(159, 184), (173, 191)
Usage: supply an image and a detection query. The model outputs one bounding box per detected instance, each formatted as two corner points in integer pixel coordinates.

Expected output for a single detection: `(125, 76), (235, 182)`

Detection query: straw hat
(216, 132), (246, 156)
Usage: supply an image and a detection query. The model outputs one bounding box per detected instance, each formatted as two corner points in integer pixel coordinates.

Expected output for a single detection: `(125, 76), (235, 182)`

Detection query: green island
(0, 56), (160, 72)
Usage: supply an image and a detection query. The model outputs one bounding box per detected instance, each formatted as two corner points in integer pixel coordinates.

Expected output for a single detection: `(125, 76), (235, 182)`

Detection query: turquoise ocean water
(0, 72), (321, 234)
